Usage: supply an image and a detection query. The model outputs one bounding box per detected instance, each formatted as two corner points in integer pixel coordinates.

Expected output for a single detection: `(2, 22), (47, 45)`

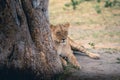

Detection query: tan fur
(50, 23), (100, 69)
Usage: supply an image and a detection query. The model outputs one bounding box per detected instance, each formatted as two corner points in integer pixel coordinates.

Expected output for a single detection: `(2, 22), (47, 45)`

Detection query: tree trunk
(0, 0), (63, 80)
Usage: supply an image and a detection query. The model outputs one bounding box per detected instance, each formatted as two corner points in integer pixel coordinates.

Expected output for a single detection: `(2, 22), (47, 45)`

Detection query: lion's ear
(64, 22), (70, 28)
(50, 24), (55, 31)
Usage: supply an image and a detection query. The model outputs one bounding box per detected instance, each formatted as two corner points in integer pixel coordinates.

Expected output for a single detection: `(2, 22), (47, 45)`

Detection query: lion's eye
(56, 32), (61, 35)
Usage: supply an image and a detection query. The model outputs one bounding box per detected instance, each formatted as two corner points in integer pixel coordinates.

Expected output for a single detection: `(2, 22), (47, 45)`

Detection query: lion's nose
(62, 39), (65, 41)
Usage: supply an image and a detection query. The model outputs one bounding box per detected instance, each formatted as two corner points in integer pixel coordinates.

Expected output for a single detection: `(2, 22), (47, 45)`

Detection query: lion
(50, 23), (100, 69)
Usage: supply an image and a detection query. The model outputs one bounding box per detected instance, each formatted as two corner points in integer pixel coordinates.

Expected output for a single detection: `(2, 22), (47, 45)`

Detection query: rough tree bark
(0, 0), (63, 80)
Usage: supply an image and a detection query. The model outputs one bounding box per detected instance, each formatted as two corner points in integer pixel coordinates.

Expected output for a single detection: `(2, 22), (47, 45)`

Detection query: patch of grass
(49, 0), (120, 25)
(54, 64), (79, 80)
(94, 4), (101, 13)
(116, 58), (120, 64)
(88, 42), (95, 49)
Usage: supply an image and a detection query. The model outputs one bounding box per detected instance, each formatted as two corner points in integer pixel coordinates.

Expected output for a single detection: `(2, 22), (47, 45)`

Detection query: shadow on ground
(66, 49), (120, 80)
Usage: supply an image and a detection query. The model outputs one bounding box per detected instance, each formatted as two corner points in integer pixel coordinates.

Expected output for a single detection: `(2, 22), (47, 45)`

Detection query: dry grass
(49, 0), (120, 49)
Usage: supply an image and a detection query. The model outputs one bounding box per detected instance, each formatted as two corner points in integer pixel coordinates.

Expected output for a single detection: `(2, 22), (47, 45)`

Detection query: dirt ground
(64, 26), (120, 80)
(66, 49), (120, 80)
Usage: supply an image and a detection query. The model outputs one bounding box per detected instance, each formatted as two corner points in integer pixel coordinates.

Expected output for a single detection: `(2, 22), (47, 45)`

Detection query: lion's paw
(88, 53), (100, 59)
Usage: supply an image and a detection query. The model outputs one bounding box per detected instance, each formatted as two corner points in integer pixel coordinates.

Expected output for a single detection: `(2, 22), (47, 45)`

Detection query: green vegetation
(94, 4), (101, 13)
(88, 42), (95, 49)
(116, 58), (120, 64)
(64, 0), (120, 10)
(64, 0), (85, 10)
(54, 64), (78, 80)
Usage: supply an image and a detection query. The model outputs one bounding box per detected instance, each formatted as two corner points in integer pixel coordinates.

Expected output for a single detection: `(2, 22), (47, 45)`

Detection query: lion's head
(50, 23), (70, 44)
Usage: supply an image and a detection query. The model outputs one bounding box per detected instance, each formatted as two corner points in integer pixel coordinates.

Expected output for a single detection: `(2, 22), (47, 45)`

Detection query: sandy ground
(66, 49), (120, 80)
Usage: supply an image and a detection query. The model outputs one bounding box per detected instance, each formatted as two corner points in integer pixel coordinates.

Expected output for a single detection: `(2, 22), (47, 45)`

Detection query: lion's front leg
(68, 37), (100, 59)
(60, 53), (81, 69)
(66, 52), (81, 69)
(60, 57), (67, 67)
